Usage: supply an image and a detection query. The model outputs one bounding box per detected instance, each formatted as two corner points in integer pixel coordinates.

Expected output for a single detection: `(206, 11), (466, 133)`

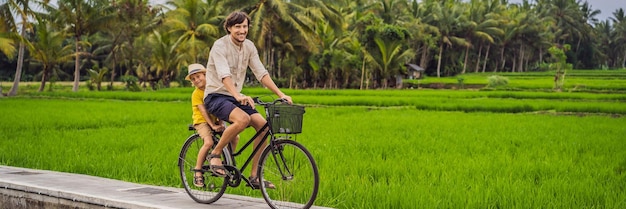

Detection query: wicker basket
(267, 104), (305, 134)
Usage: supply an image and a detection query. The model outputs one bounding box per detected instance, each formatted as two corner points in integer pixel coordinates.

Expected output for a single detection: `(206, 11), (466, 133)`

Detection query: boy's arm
(197, 104), (224, 131)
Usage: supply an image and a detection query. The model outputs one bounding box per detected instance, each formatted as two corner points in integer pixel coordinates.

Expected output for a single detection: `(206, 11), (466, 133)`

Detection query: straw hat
(185, 64), (206, 81)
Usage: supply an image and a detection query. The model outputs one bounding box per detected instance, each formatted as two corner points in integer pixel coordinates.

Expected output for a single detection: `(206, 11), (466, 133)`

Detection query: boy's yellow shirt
(191, 88), (207, 125)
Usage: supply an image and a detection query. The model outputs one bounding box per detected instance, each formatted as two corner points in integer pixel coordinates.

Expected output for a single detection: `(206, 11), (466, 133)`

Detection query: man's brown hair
(224, 11), (251, 34)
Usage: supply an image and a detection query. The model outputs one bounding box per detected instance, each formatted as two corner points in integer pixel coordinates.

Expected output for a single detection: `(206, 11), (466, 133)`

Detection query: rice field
(1, 70), (625, 208)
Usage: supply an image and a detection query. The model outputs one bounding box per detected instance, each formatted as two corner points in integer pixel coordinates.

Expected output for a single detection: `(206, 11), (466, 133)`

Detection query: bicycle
(178, 97), (319, 209)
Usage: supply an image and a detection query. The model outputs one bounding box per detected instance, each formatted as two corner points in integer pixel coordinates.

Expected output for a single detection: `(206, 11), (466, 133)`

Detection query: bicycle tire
(178, 133), (229, 204)
(258, 140), (319, 209)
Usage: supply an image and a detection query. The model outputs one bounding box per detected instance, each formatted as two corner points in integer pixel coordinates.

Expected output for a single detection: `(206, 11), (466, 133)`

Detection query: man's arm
(260, 75), (292, 104)
(222, 76), (256, 107)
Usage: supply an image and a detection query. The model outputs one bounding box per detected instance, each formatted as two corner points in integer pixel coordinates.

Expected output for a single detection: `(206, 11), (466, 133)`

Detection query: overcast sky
(59, 0), (621, 23)
(508, 0), (623, 21)
(149, 0), (624, 21)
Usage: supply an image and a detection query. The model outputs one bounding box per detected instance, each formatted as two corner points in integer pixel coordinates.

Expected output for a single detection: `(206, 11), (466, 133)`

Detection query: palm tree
(2, 0), (50, 96)
(362, 21), (415, 88)
(0, 16), (15, 97)
(28, 17), (74, 92)
(403, 0), (438, 76)
(247, 0), (341, 72)
(148, 30), (178, 87)
(464, 0), (503, 74)
(53, 0), (111, 92)
(422, 0), (469, 77)
(101, 0), (163, 88)
(164, 0), (222, 64)
(610, 9), (626, 68)
(0, 19), (16, 60)
(594, 20), (612, 68)
(334, 0), (378, 89)
(315, 20), (348, 88)
(375, 0), (407, 25)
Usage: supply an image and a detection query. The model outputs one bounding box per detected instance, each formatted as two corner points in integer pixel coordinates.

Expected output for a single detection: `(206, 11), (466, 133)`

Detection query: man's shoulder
(212, 35), (230, 47)
(243, 39), (257, 50)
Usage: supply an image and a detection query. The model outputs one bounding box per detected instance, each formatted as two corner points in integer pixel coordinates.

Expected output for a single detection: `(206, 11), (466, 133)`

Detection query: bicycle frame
(220, 99), (293, 185)
(224, 122), (272, 176)
(180, 98), (318, 208)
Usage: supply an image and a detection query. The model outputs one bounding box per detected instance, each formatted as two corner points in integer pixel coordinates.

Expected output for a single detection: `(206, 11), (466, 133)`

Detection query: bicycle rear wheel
(259, 140), (319, 209)
(178, 134), (228, 204)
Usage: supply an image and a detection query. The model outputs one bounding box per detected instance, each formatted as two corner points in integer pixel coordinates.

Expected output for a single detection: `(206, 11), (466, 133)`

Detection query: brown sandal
(248, 176), (275, 189)
(193, 175), (205, 187)
(207, 154), (227, 177)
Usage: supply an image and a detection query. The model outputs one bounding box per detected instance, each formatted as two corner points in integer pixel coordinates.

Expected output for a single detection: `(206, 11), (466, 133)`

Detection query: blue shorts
(204, 93), (258, 122)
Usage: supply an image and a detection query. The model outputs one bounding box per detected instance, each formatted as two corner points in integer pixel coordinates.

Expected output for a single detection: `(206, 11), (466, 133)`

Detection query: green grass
(411, 69), (626, 91)
(1, 94), (625, 208)
(2, 71), (626, 208)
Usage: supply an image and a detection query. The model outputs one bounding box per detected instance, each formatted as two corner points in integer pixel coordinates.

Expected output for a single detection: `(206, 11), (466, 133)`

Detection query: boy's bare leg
(195, 138), (213, 171)
(194, 123), (214, 173)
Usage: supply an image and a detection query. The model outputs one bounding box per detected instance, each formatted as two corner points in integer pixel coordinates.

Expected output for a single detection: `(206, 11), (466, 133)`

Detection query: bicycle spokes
(272, 144), (295, 180)
(259, 140), (319, 209)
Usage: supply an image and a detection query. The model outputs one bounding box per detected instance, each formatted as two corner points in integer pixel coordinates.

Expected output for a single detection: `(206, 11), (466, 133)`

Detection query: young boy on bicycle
(186, 63), (238, 187)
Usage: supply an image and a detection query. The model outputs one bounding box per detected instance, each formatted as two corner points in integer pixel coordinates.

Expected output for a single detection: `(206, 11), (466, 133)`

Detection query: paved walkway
(0, 165), (331, 209)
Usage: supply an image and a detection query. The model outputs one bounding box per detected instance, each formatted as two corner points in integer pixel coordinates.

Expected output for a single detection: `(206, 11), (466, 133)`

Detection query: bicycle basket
(268, 104), (305, 134)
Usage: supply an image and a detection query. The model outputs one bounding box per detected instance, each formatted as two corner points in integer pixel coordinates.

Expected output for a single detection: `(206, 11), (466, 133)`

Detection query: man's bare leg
(209, 108), (250, 175)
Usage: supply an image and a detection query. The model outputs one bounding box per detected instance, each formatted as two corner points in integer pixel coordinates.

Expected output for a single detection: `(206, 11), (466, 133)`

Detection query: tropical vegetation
(1, 0), (625, 93)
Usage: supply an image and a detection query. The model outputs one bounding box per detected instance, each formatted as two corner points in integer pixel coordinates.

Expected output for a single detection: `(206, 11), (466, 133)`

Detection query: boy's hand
(210, 124), (225, 132)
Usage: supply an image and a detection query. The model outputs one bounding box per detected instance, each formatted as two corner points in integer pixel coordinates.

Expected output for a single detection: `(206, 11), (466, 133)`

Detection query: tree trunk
(462, 46), (469, 74)
(539, 48), (543, 64)
(517, 45), (525, 73)
(482, 45), (490, 73)
(8, 21), (27, 96)
(511, 56), (516, 72)
(419, 43), (429, 71)
(475, 44), (483, 73)
(73, 37), (81, 92)
(499, 46), (506, 72)
(436, 42), (444, 78)
(38, 65), (49, 92)
(360, 56), (366, 90)
(109, 52), (118, 89)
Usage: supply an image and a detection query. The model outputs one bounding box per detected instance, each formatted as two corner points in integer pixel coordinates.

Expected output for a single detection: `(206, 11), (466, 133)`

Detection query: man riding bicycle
(203, 11), (292, 189)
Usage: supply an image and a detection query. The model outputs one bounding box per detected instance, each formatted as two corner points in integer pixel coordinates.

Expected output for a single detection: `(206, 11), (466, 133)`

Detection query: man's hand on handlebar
(280, 95), (293, 104)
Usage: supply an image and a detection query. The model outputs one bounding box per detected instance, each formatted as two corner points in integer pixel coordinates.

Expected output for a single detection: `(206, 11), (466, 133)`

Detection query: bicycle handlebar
(253, 97), (288, 105)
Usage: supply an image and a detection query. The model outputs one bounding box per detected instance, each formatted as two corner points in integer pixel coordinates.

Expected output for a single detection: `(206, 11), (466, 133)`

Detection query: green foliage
(120, 75), (141, 92)
(548, 45), (572, 91)
(86, 65), (109, 91)
(457, 76), (465, 89)
(487, 75), (509, 88)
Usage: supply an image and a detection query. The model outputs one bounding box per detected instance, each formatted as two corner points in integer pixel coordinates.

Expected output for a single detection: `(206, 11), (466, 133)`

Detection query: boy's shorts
(193, 122), (213, 141)
(204, 93), (258, 122)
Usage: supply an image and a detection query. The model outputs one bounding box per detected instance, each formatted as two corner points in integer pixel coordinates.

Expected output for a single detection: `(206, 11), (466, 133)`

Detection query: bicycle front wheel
(259, 140), (319, 209)
(178, 134), (228, 204)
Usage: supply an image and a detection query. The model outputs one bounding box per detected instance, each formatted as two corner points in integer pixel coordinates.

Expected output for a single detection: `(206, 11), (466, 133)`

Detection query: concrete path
(0, 165), (331, 209)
